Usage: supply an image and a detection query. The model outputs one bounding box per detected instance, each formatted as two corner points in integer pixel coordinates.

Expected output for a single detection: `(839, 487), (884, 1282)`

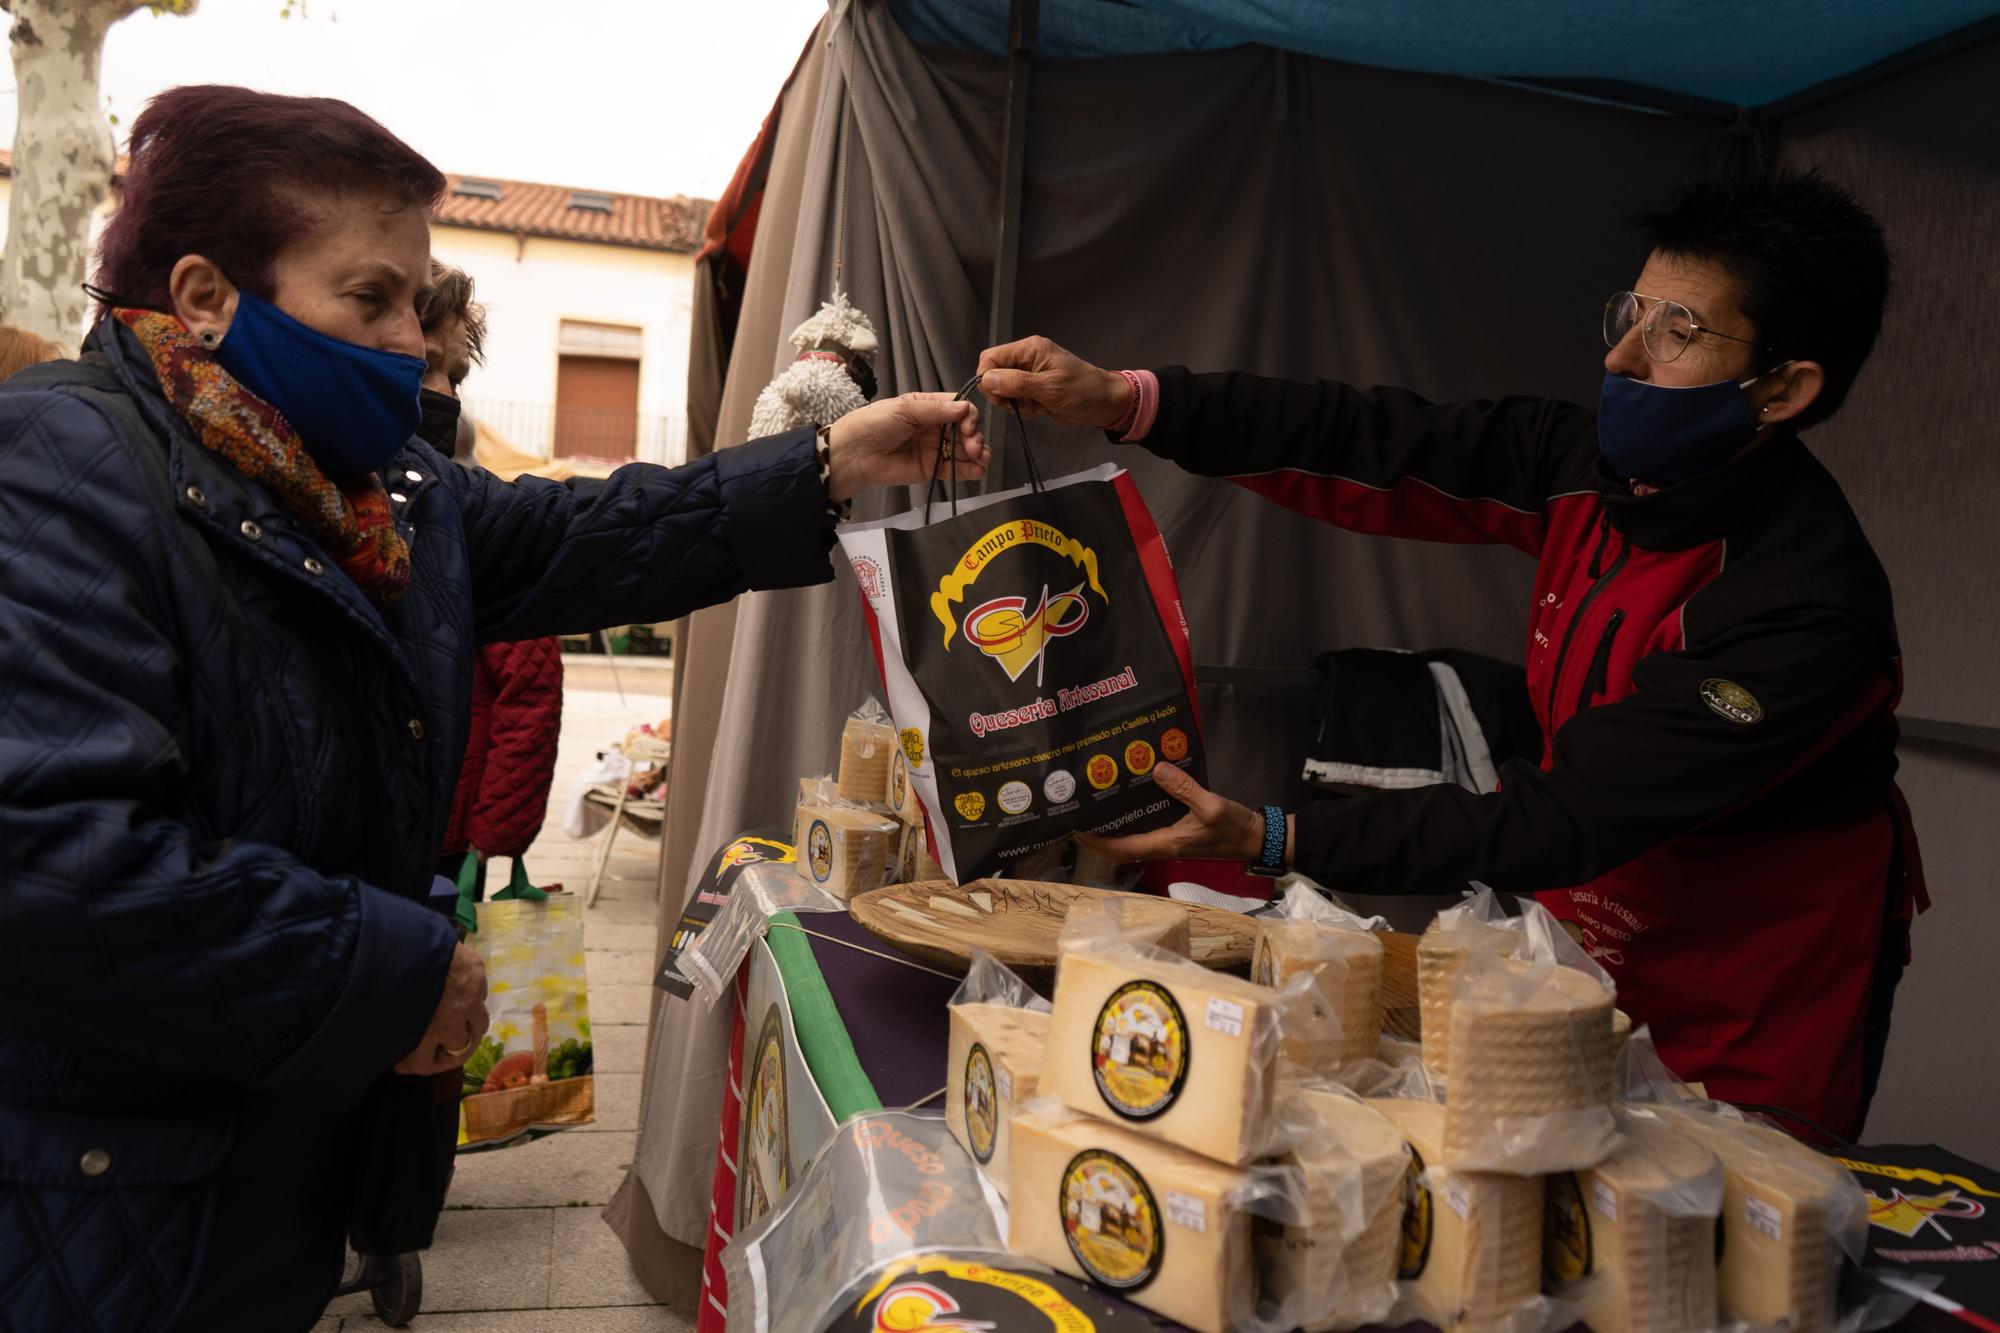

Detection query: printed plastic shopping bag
(839, 462), (1205, 882)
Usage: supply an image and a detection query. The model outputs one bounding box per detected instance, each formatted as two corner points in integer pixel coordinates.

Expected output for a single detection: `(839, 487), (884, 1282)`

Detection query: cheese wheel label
(1062, 1149), (1162, 1291)
(1091, 981), (1189, 1120)
(1542, 1172), (1594, 1286)
(1398, 1145), (1435, 1281)
(965, 1043), (998, 1164)
(890, 750), (910, 808)
(808, 819), (834, 883)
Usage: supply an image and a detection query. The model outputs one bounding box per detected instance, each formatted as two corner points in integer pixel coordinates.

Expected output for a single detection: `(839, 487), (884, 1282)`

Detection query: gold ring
(444, 1037), (476, 1059)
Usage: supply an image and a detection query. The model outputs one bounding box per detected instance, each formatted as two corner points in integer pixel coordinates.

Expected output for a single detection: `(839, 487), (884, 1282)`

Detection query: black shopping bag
(840, 463), (1205, 882)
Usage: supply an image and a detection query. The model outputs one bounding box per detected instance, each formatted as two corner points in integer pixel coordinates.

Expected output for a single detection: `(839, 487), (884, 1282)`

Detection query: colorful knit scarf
(117, 307), (411, 605)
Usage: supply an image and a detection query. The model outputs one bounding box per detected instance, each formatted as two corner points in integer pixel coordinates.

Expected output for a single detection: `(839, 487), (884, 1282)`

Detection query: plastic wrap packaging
(1255, 884), (1389, 1074)
(892, 820), (945, 885)
(1042, 905), (1333, 1165)
(793, 781), (900, 899)
(836, 697), (898, 805)
(723, 1111), (1015, 1333)
(1063, 892), (1193, 957)
(1442, 952), (1620, 1174)
(1256, 1085), (1410, 1331)
(1369, 1096), (1579, 1333)
(885, 742), (925, 825)
(1543, 1106), (1725, 1333)
(1008, 1097), (1311, 1333)
(946, 951), (1053, 1194)
(677, 862), (847, 1008)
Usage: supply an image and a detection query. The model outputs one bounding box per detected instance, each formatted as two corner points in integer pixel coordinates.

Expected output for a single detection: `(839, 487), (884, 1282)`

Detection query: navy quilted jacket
(0, 320), (832, 1331)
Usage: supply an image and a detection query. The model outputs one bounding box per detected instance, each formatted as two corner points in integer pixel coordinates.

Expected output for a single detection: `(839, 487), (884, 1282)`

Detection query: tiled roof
(433, 174), (712, 254)
(0, 151), (710, 256)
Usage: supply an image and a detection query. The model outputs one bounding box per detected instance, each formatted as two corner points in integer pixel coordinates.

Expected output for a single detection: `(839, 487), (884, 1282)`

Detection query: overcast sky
(0, 0), (830, 201)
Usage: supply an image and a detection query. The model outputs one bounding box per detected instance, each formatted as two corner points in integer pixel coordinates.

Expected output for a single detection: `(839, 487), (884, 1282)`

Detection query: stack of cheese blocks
(1010, 934), (1286, 1333)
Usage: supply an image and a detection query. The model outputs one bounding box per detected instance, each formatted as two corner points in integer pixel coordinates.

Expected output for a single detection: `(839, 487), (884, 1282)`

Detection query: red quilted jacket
(442, 638), (564, 857)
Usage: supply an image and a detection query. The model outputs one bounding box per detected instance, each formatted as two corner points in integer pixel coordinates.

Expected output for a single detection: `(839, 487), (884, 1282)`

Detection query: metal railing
(462, 398), (688, 467)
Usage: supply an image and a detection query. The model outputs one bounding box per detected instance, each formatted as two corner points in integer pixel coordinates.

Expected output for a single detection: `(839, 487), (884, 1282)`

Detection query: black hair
(1635, 170), (1889, 429)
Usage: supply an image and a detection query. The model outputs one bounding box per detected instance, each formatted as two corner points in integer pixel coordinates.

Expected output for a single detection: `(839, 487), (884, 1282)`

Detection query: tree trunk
(1, 0), (154, 350)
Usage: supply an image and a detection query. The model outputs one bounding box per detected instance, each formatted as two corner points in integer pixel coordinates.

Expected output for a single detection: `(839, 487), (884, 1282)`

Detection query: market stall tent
(610, 0), (2000, 1303)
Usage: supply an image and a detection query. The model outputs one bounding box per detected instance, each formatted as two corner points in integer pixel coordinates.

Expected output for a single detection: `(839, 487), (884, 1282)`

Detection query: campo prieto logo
(930, 517), (1107, 685)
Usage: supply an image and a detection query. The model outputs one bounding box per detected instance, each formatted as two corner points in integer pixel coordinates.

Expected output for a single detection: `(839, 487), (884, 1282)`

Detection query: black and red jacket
(1134, 365), (1927, 1137)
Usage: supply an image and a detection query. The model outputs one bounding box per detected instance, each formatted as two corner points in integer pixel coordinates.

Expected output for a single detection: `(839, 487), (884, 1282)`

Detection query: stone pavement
(317, 658), (690, 1332)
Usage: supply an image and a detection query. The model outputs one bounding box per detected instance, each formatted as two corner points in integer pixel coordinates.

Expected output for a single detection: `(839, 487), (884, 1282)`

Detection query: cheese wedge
(945, 1003), (1050, 1194)
(1443, 957), (1617, 1173)
(1369, 1098), (1544, 1332)
(1064, 894), (1193, 958)
(836, 715), (897, 805)
(1010, 1107), (1254, 1333)
(1417, 915), (1516, 1077)
(1259, 1090), (1408, 1331)
(1546, 1114), (1721, 1333)
(1043, 947), (1280, 1164)
(1255, 919), (1384, 1072)
(792, 803), (899, 899)
(1656, 1105), (1855, 1332)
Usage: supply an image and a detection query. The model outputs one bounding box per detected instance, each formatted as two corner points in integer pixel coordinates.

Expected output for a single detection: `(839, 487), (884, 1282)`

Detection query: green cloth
(763, 911), (881, 1120)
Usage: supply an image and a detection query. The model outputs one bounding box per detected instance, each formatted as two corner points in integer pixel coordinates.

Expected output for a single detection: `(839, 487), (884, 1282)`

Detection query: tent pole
(985, 0), (1039, 489)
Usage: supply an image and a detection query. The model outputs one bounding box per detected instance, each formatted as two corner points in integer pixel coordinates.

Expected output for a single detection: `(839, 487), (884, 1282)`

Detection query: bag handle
(453, 851), (481, 934)
(925, 370), (1043, 524)
(491, 857), (548, 904)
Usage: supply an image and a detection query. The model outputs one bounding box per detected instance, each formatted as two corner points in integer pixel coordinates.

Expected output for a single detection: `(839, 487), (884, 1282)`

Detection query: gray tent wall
(614, 6), (1999, 1285)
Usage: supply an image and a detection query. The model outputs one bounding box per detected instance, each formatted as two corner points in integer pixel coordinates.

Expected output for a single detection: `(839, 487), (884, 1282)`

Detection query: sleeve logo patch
(1700, 678), (1763, 725)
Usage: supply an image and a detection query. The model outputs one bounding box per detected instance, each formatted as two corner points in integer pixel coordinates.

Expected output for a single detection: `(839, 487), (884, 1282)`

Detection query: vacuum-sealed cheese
(1009, 1106), (1257, 1333)
(1655, 1105), (1863, 1332)
(945, 1003), (1050, 1193)
(1369, 1098), (1544, 1331)
(1418, 913), (1516, 1077)
(1042, 946), (1285, 1165)
(1258, 1089), (1408, 1331)
(1545, 1111), (1724, 1333)
(1442, 955), (1618, 1173)
(1255, 919), (1383, 1073)
(793, 802), (899, 899)
(837, 713), (898, 805)
(886, 745), (924, 824)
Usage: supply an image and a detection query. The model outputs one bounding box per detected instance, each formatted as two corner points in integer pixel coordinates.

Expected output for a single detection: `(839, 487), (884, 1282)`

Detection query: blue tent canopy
(889, 0), (1999, 108)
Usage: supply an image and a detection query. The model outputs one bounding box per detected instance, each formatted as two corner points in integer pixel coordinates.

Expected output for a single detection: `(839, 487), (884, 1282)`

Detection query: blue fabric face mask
(1596, 366), (1785, 486)
(214, 288), (425, 480)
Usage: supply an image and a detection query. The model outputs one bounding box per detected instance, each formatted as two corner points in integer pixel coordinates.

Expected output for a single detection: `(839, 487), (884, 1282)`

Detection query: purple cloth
(801, 912), (960, 1108)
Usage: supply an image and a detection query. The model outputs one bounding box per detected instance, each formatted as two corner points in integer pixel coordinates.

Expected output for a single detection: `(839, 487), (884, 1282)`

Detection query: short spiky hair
(1635, 170), (1889, 429)
(420, 260), (487, 367)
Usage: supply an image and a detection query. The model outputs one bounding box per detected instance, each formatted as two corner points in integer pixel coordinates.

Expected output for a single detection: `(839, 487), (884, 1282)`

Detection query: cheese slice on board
(1656, 1105), (1855, 1332)
(1064, 895), (1193, 958)
(1255, 919), (1384, 1072)
(1043, 947), (1280, 1165)
(1009, 1107), (1253, 1333)
(836, 715), (897, 805)
(1417, 915), (1517, 1077)
(1443, 957), (1617, 1173)
(1369, 1098), (1544, 1332)
(1546, 1114), (1721, 1333)
(945, 1004), (1050, 1194)
(1259, 1090), (1408, 1332)
(793, 803), (899, 899)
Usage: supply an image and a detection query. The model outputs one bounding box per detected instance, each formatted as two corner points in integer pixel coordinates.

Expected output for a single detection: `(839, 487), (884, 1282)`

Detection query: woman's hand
(1077, 763), (1285, 865)
(976, 336), (1132, 428)
(396, 942), (490, 1075)
(824, 393), (990, 501)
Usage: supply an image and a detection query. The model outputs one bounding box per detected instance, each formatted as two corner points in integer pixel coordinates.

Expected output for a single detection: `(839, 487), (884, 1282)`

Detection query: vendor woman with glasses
(975, 170), (1921, 1143)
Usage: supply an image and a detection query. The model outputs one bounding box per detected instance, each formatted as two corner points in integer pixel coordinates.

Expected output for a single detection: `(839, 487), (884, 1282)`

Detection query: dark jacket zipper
(1574, 608), (1627, 713)
(1548, 520), (1630, 721)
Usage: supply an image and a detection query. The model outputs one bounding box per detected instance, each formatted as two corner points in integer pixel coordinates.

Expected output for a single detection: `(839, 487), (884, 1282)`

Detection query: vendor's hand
(1077, 763), (1275, 865)
(976, 336), (1132, 429)
(825, 393), (989, 501)
(395, 942), (490, 1075)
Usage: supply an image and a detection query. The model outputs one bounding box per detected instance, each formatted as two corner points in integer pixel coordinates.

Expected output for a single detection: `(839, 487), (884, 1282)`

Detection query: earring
(1759, 406), (1770, 415)
(198, 330), (220, 349)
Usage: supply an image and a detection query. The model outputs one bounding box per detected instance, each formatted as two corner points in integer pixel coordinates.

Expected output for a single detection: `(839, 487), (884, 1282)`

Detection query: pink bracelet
(1110, 370), (1143, 437)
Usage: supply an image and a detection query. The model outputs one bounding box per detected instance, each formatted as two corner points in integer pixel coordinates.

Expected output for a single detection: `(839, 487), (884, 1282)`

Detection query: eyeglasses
(1602, 290), (1773, 364)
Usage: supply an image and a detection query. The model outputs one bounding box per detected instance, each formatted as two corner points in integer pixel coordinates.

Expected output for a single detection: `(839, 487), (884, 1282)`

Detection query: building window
(555, 320), (642, 460)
